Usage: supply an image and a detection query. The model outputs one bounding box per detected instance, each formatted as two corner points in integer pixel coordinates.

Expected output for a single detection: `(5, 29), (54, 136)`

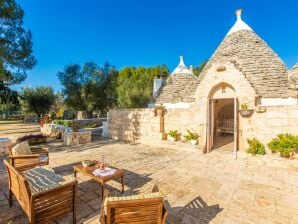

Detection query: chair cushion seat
(24, 166), (66, 195)
(106, 191), (163, 202)
(40, 155), (49, 163)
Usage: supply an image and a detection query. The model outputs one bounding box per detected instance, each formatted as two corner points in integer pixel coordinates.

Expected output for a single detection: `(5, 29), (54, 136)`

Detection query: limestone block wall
(163, 107), (202, 138)
(240, 105), (298, 150)
(108, 109), (160, 143)
(108, 108), (202, 145)
(63, 131), (92, 146)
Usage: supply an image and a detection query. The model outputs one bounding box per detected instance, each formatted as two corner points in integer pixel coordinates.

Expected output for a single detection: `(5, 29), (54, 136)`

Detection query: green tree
(21, 86), (56, 118)
(0, 0), (36, 103)
(57, 62), (117, 118)
(117, 65), (169, 108)
(193, 60), (207, 76)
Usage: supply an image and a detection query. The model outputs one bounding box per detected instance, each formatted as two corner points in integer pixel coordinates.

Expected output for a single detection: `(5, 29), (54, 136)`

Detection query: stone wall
(109, 109), (160, 143)
(108, 62), (298, 152)
(108, 107), (202, 145)
(108, 105), (298, 152)
(63, 131), (92, 146)
(240, 105), (298, 150)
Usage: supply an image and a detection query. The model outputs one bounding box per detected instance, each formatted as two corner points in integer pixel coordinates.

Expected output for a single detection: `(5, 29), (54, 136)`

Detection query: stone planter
(239, 109), (254, 117)
(168, 136), (176, 141)
(63, 130), (92, 146)
(255, 106), (266, 113)
(190, 140), (198, 145)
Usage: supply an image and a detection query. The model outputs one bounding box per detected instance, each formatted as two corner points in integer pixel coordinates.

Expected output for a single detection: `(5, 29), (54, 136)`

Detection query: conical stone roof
(199, 10), (292, 98)
(288, 63), (298, 89)
(155, 56), (199, 104)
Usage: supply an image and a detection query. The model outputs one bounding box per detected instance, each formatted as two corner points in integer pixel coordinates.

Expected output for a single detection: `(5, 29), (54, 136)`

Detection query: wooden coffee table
(73, 162), (124, 199)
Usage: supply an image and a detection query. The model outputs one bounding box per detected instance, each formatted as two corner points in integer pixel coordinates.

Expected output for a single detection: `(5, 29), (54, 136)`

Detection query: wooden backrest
(8, 143), (17, 156)
(4, 160), (31, 215)
(106, 197), (164, 224)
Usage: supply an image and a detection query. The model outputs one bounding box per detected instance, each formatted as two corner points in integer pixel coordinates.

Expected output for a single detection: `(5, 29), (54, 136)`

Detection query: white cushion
(40, 155), (48, 162)
(11, 141), (32, 155)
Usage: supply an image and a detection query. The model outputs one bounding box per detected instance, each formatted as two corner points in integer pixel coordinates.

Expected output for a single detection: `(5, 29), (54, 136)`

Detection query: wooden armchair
(9, 141), (49, 172)
(100, 186), (168, 224)
(4, 160), (77, 224)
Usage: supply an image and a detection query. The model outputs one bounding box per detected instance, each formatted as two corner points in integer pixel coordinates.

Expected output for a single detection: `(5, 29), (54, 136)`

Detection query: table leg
(101, 183), (105, 200)
(74, 170), (77, 178)
(121, 175), (124, 193)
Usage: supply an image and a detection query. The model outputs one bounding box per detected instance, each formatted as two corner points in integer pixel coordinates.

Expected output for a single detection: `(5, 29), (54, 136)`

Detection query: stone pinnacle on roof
(227, 9), (252, 36)
(171, 56), (194, 75)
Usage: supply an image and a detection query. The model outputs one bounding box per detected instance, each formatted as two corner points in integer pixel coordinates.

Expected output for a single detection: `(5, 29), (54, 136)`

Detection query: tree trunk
(86, 111), (93, 119)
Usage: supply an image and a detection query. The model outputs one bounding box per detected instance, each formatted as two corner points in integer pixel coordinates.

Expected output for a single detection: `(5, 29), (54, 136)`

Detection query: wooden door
(206, 99), (214, 153)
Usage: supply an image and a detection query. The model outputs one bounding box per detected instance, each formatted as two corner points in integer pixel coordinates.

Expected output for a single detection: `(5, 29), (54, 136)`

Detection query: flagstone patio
(1, 138), (298, 224)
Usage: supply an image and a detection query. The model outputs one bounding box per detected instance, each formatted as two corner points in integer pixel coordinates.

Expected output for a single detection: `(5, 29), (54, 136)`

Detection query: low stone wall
(63, 131), (92, 146)
(108, 107), (202, 146)
(108, 105), (298, 152)
(240, 105), (298, 150)
(40, 124), (69, 138)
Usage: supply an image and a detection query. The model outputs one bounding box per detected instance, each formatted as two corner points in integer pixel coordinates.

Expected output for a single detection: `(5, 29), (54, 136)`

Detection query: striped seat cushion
(23, 166), (65, 195)
(104, 191), (163, 214)
(106, 191), (163, 202)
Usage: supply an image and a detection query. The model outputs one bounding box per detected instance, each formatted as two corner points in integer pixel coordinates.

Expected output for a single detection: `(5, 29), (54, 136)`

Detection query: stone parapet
(63, 131), (92, 146)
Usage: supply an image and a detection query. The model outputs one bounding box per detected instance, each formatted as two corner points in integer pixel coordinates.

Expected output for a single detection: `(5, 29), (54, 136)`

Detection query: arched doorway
(206, 83), (238, 158)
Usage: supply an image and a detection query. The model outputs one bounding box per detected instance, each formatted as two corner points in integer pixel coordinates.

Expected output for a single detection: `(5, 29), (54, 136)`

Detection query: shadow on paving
(166, 196), (223, 224)
(47, 138), (144, 155)
(53, 162), (153, 195)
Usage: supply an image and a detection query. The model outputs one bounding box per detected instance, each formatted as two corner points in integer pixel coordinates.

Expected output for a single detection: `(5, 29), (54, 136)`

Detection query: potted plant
(268, 133), (298, 159)
(239, 103), (254, 117)
(167, 130), (178, 141)
(153, 104), (165, 117)
(184, 130), (199, 145)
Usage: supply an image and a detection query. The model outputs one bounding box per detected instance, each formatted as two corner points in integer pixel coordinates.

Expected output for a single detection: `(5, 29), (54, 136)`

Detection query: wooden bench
(216, 120), (234, 136)
(4, 160), (77, 224)
(100, 186), (168, 224)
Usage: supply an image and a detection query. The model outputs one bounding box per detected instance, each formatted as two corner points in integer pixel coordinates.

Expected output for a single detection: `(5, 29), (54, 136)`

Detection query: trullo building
(108, 9), (298, 155)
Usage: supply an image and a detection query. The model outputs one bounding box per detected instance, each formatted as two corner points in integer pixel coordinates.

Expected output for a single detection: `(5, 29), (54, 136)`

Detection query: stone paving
(1, 138), (298, 224)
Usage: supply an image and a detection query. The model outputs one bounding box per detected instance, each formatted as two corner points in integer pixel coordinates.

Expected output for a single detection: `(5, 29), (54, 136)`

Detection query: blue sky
(14, 0), (298, 92)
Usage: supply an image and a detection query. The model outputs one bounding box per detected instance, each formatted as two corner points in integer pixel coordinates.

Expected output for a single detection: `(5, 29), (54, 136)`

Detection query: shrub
(268, 133), (298, 157)
(246, 138), (266, 155)
(16, 134), (47, 146)
(53, 120), (72, 127)
(184, 130), (199, 141)
(85, 122), (98, 128)
(167, 130), (179, 139)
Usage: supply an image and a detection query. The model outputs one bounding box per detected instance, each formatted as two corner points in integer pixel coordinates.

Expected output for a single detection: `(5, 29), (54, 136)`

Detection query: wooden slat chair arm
(9, 154), (40, 159)
(30, 147), (49, 155)
(30, 147), (49, 165)
(9, 155), (41, 172)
